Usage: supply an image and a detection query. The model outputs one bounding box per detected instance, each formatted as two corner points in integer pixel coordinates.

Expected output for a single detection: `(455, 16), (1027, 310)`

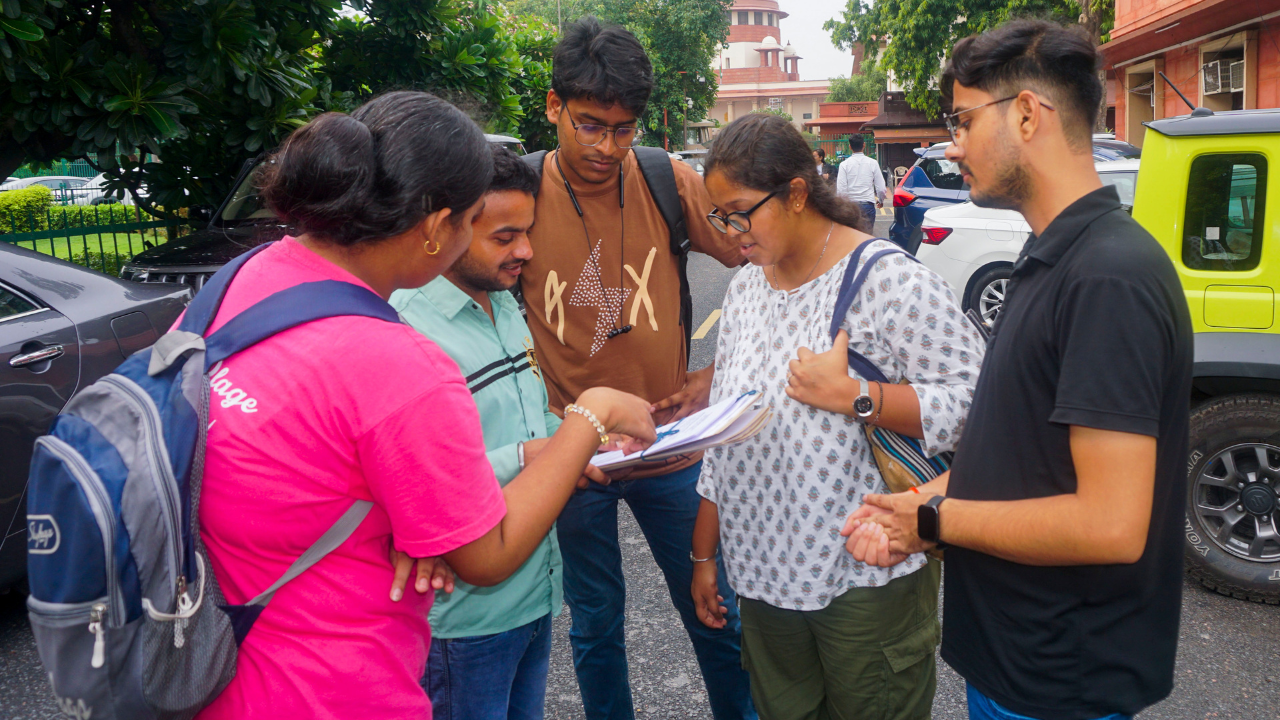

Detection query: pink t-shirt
(194, 238), (506, 720)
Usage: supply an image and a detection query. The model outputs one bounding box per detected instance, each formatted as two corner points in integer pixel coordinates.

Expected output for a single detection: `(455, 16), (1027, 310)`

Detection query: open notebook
(592, 390), (772, 471)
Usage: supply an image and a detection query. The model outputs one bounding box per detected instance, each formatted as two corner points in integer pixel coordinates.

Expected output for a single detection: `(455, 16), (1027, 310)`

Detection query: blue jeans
(424, 614), (553, 720)
(967, 684), (1132, 720)
(855, 202), (877, 229)
(557, 461), (756, 720)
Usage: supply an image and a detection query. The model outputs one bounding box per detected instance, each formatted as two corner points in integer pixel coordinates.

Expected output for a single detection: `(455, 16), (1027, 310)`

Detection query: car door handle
(10, 345), (64, 368)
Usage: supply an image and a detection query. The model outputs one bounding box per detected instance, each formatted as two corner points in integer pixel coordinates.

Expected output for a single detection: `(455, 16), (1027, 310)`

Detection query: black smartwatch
(917, 495), (948, 547)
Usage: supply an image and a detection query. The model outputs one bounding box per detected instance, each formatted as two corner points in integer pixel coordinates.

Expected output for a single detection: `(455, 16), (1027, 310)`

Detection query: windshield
(219, 163), (276, 224)
(1099, 170), (1137, 206)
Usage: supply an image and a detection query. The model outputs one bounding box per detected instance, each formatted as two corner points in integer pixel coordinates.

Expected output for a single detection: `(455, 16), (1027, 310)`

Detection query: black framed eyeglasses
(565, 106), (642, 148)
(707, 190), (781, 234)
(942, 94), (1056, 144)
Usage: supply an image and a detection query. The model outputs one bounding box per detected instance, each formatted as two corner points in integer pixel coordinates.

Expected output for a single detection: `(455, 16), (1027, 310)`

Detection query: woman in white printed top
(689, 113), (983, 720)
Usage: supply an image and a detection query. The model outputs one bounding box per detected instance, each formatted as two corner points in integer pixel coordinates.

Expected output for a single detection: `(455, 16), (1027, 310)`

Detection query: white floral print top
(697, 239), (984, 611)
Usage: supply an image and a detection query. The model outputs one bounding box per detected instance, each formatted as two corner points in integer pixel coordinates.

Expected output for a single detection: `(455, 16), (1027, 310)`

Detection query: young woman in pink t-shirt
(194, 92), (656, 720)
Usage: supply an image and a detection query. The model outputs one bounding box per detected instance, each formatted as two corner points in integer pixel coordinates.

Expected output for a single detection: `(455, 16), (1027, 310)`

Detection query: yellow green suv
(1138, 109), (1280, 604)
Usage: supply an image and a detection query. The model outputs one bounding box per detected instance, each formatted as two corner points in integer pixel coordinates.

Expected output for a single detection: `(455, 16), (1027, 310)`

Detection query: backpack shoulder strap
(522, 150), (548, 177)
(633, 146), (695, 355)
(829, 240), (920, 384)
(632, 146), (690, 256)
(178, 242), (274, 335)
(203, 280), (401, 367)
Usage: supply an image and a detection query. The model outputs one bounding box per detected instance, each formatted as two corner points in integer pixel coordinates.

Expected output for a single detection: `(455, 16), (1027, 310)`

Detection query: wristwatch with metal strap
(852, 378), (876, 420)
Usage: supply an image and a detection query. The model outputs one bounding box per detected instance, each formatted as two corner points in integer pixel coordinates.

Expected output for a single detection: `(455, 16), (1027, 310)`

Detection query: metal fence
(10, 159), (97, 180)
(1, 204), (189, 276)
(811, 133), (878, 163)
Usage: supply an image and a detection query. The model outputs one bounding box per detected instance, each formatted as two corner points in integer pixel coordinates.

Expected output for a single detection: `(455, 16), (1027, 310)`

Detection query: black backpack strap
(829, 240), (920, 383)
(522, 150), (548, 177)
(632, 145), (694, 354)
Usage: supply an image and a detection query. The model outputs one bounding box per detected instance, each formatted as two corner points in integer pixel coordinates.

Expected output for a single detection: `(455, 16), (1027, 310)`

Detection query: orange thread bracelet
(909, 486), (921, 494)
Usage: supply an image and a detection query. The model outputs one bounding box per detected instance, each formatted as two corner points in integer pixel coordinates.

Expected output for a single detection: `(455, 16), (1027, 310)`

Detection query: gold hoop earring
(424, 239), (441, 256)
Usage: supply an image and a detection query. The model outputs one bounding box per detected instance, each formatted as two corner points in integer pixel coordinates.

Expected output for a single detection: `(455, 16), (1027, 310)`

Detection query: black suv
(121, 135), (527, 287)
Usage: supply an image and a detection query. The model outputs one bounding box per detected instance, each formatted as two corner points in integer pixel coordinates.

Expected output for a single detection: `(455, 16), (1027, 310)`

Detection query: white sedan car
(918, 159), (1138, 327)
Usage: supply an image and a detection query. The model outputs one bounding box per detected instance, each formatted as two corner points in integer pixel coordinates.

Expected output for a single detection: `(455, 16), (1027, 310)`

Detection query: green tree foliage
(1, 0), (556, 214)
(826, 59), (888, 103)
(501, 0), (731, 149)
(751, 107), (793, 123)
(824, 0), (1112, 120)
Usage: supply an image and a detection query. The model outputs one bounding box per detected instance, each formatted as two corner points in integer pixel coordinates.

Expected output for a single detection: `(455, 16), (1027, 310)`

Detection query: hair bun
(260, 113), (378, 237)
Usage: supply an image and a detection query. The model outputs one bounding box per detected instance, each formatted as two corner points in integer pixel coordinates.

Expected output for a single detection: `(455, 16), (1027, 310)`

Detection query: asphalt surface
(2, 213), (1278, 718)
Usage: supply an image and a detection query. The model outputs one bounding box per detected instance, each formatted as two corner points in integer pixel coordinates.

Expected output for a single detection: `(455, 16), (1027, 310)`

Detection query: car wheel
(1185, 394), (1280, 604)
(965, 266), (1012, 328)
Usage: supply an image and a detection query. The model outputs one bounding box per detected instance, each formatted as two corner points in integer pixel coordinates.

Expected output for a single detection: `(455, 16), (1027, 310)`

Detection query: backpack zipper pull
(174, 590), (193, 648)
(88, 604), (106, 669)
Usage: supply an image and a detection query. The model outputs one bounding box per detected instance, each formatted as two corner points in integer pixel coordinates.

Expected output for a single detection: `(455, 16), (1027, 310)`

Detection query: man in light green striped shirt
(391, 147), (599, 720)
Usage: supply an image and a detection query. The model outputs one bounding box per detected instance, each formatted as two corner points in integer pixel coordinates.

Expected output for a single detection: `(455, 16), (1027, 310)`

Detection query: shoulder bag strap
(829, 241), (920, 383)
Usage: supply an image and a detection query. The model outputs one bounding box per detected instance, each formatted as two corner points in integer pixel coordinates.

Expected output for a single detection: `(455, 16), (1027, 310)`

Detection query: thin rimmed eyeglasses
(565, 106), (643, 148)
(942, 93), (1056, 144)
(707, 190), (781, 234)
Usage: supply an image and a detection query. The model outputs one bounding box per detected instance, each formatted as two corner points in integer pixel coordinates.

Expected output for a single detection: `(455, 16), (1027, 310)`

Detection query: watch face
(854, 397), (875, 416)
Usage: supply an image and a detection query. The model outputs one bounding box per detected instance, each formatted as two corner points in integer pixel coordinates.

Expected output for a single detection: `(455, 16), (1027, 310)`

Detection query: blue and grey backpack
(25, 243), (399, 719)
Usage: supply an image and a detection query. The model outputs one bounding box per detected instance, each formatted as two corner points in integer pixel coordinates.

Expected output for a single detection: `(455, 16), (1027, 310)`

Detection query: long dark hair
(705, 113), (868, 233)
(260, 91), (493, 247)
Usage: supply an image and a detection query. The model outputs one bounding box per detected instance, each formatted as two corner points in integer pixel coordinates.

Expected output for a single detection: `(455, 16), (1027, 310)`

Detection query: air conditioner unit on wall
(1229, 60), (1245, 93)
(1203, 60), (1222, 94)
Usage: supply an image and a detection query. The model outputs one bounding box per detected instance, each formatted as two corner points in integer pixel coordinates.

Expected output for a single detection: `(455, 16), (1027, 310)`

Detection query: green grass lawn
(5, 231), (170, 275)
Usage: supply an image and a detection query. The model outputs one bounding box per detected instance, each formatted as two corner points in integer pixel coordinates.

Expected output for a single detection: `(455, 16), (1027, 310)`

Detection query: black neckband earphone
(554, 149), (632, 339)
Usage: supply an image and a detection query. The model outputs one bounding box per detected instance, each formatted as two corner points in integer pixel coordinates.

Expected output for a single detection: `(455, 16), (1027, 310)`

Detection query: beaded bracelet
(565, 404), (609, 446)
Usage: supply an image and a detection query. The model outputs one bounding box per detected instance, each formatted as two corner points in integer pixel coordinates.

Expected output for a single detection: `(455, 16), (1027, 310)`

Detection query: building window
(725, 10), (732, 24)
(755, 11), (763, 25)
(738, 11), (748, 25)
(767, 13), (773, 25)
(803, 113), (812, 120)
(725, 58), (731, 69)
(769, 97), (783, 110)
(1183, 154), (1266, 272)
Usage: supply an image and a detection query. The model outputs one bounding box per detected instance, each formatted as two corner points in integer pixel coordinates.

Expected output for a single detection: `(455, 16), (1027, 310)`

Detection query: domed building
(710, 1), (831, 134)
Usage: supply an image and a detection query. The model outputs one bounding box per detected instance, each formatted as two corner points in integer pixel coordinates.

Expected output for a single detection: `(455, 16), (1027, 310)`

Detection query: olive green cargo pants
(737, 559), (942, 720)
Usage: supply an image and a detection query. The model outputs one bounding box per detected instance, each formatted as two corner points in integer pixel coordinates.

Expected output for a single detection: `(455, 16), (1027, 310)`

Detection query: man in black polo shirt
(840, 20), (1193, 720)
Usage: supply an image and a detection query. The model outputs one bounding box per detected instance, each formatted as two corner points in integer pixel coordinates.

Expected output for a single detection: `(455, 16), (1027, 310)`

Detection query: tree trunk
(0, 142), (27, 182)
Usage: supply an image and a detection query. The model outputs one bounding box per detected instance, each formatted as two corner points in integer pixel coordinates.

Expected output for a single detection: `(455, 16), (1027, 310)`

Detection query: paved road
(2, 212), (1278, 718)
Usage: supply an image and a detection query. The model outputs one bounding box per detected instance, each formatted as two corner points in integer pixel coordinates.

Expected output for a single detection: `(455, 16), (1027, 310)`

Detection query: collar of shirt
(1025, 185), (1123, 267)
(420, 275), (518, 321)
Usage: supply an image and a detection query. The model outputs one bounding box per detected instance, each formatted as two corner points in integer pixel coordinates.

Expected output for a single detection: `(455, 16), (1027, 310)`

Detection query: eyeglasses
(565, 106), (643, 148)
(707, 190), (781, 234)
(942, 94), (1056, 144)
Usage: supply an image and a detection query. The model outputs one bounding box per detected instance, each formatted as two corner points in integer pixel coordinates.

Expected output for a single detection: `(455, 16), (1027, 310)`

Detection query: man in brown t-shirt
(518, 16), (755, 720)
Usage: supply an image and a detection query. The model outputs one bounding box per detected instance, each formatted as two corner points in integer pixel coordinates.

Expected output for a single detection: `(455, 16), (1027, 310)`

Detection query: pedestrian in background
(834, 135), (885, 232)
(812, 148), (835, 187)
(692, 112), (983, 720)
(192, 92), (656, 720)
(843, 20), (1193, 720)
(392, 146), (609, 720)
(518, 17), (756, 720)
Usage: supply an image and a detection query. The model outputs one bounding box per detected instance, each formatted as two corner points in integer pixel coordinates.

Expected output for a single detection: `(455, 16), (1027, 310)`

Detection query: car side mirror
(188, 206), (214, 224)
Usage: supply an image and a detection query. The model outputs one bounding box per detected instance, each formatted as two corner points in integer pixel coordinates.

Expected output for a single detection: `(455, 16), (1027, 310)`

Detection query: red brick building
(1102, 0), (1280, 145)
(710, 1), (830, 132)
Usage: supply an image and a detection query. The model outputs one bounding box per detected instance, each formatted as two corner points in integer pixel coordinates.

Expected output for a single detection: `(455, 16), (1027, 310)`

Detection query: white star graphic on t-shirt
(569, 240), (632, 356)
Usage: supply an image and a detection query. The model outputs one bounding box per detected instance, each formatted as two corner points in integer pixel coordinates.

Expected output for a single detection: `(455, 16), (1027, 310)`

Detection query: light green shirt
(390, 277), (563, 638)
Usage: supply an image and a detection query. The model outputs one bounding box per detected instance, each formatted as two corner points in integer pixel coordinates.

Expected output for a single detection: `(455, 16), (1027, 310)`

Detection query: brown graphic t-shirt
(523, 150), (740, 478)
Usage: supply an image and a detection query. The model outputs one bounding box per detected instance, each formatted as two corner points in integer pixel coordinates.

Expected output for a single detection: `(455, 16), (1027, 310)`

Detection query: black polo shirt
(941, 186), (1193, 720)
